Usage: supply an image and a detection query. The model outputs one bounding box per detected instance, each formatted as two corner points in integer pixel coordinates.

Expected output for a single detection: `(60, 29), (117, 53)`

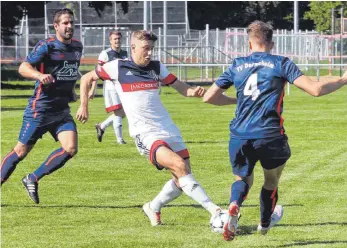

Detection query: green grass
(1, 83), (347, 247)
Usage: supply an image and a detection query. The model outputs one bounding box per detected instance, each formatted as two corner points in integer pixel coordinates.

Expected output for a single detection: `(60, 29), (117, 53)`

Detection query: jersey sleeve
(98, 51), (108, 65)
(159, 62), (177, 85)
(281, 58), (303, 84)
(24, 40), (48, 65)
(215, 65), (234, 89)
(95, 60), (118, 81)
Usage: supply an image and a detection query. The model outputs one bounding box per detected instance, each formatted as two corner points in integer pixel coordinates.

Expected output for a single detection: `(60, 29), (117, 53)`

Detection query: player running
(203, 20), (347, 241)
(1, 8), (83, 204)
(77, 30), (221, 227)
(88, 31), (128, 144)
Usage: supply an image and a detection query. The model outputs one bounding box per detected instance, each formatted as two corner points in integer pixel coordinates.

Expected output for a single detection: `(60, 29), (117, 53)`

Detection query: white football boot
(143, 202), (162, 226)
(257, 205), (284, 235)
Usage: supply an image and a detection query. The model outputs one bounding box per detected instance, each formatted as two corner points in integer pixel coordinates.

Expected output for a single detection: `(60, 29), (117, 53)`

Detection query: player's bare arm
(88, 80), (97, 99)
(203, 83), (237, 105)
(76, 70), (100, 123)
(293, 71), (347, 97)
(18, 61), (55, 84)
(170, 79), (205, 97)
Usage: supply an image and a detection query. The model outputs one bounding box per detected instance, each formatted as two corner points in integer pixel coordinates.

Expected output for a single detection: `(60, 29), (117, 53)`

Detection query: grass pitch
(1, 80), (347, 247)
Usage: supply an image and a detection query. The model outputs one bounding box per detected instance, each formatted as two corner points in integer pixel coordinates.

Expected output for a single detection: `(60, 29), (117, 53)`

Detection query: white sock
(100, 115), (114, 130)
(112, 115), (123, 141)
(150, 179), (182, 212)
(178, 174), (219, 215)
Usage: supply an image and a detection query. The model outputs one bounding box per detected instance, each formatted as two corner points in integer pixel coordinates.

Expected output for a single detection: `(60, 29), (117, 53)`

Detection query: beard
(63, 30), (74, 40)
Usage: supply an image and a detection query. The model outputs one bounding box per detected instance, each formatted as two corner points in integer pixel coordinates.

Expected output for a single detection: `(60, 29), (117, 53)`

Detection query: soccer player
(89, 31), (128, 144)
(76, 30), (221, 227)
(203, 20), (347, 241)
(0, 8), (83, 204)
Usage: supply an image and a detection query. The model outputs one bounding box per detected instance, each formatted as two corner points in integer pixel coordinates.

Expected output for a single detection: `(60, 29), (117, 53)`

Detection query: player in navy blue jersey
(0, 8), (83, 204)
(88, 31), (128, 144)
(203, 21), (347, 241)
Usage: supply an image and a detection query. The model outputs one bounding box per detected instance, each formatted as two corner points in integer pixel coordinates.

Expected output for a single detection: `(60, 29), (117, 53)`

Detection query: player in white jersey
(88, 31), (127, 144)
(77, 30), (222, 228)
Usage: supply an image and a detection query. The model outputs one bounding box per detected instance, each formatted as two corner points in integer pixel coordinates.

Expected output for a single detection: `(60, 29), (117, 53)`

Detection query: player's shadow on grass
(1, 107), (26, 111)
(278, 240), (347, 247)
(185, 140), (229, 144)
(1, 203), (303, 209)
(1, 95), (32, 99)
(277, 222), (347, 227)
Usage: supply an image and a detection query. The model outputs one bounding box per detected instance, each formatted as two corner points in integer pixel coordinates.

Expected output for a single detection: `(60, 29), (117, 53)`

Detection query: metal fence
(2, 16), (347, 82)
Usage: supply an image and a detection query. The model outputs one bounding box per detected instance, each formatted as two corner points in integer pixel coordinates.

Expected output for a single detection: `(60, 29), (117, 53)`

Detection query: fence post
(291, 29), (294, 60)
(103, 27), (106, 50)
(126, 31), (130, 54)
(283, 29), (287, 57)
(25, 12), (29, 57)
(216, 28), (219, 61)
(328, 37), (332, 75)
(281, 29), (284, 55)
(243, 28), (247, 56)
(305, 30), (309, 71)
(317, 38), (321, 81)
(158, 27), (162, 62)
(205, 24), (209, 80)
(276, 29), (279, 55)
(15, 31), (18, 60)
(79, 1), (83, 44)
(44, 2), (48, 39)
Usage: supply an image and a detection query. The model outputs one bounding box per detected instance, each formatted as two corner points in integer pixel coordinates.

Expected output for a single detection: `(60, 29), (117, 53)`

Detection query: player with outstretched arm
(76, 30), (223, 228)
(203, 20), (347, 241)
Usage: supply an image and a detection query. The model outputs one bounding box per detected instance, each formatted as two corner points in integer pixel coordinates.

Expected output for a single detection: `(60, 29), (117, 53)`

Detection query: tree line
(1, 1), (347, 37)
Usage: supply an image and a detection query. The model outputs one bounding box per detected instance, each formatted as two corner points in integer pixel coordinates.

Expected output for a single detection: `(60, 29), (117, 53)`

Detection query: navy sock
(1, 150), (22, 185)
(260, 187), (278, 227)
(230, 180), (249, 206)
(28, 148), (72, 182)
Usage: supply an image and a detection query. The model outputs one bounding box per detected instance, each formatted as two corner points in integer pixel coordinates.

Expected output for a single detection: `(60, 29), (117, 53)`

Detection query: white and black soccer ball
(210, 209), (229, 234)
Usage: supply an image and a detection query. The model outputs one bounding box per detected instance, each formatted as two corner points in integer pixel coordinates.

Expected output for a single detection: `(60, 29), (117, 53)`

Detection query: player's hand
(39, 74), (55, 84)
(76, 106), (89, 124)
(189, 86), (205, 97)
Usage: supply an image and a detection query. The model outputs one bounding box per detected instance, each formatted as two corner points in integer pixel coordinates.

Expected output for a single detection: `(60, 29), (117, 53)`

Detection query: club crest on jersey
(75, 52), (81, 60)
(148, 70), (159, 81)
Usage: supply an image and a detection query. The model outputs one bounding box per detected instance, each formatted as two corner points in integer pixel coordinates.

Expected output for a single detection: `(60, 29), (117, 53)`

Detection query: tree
(1, 2), (44, 36)
(188, 1), (313, 30)
(304, 1), (347, 33)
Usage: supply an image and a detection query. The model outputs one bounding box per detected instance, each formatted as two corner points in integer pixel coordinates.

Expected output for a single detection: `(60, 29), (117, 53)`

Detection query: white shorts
(103, 85), (122, 113)
(134, 124), (189, 170)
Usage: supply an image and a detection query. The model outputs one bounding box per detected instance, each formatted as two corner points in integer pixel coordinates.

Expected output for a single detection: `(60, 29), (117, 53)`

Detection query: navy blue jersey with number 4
(216, 52), (303, 139)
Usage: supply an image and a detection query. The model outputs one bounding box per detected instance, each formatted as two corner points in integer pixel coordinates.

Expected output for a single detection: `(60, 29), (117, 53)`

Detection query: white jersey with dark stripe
(98, 48), (128, 91)
(95, 59), (177, 137)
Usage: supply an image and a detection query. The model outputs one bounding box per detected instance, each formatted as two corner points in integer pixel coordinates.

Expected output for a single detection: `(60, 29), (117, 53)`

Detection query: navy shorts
(18, 113), (77, 145)
(229, 135), (291, 177)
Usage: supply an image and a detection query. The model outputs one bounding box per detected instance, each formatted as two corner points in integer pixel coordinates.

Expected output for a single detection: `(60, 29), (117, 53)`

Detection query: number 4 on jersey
(243, 73), (260, 100)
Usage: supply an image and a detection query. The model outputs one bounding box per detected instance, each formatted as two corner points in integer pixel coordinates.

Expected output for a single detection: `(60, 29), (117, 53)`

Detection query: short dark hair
(53, 8), (74, 24)
(131, 30), (158, 42)
(247, 21), (273, 45)
(109, 31), (122, 37)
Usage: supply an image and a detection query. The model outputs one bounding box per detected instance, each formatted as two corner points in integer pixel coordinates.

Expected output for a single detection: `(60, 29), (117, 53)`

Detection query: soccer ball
(210, 209), (229, 234)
